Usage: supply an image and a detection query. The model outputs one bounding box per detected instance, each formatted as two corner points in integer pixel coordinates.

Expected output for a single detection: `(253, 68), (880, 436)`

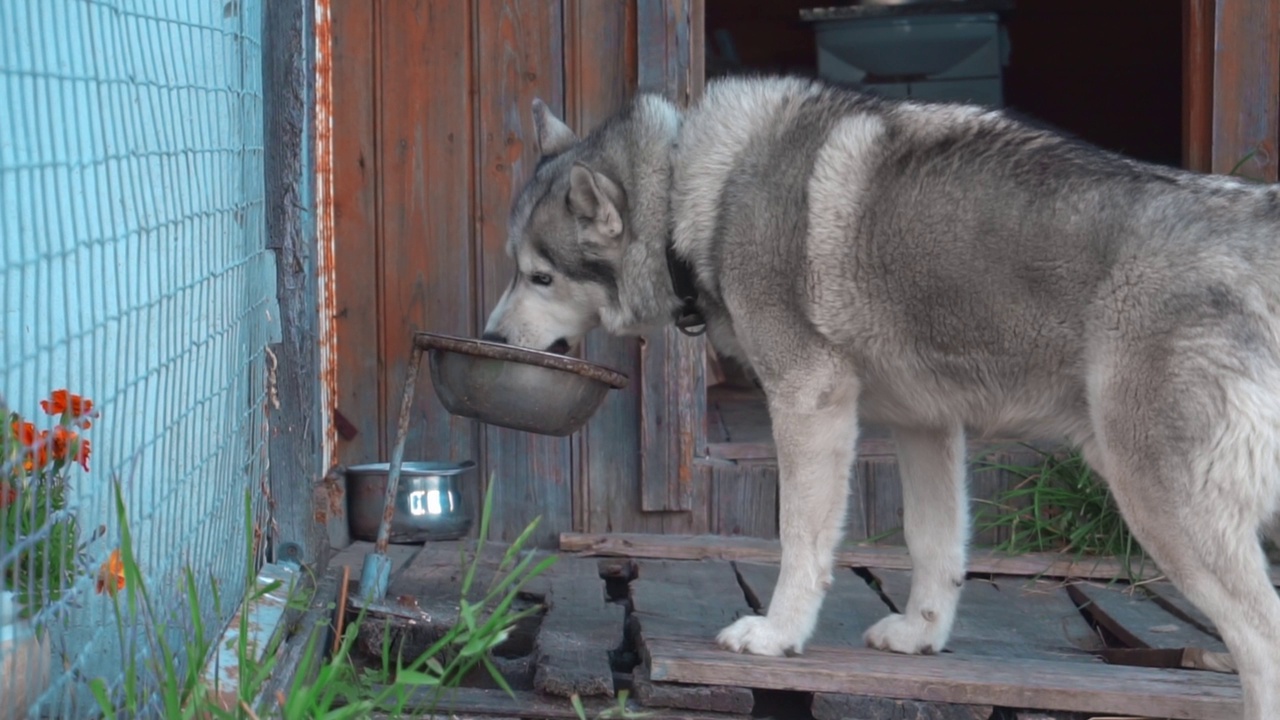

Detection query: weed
(86, 472), (559, 719)
(973, 445), (1153, 583)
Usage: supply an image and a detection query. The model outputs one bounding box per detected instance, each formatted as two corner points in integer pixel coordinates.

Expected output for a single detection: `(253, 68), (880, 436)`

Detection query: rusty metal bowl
(416, 331), (629, 437)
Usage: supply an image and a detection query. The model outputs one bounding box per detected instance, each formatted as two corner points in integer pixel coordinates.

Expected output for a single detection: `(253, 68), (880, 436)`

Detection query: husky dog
(481, 75), (1280, 718)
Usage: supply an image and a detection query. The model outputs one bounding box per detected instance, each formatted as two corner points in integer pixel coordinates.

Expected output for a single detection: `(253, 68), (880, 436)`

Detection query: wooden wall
(329, 0), (707, 548)
(325, 0), (1278, 552)
(1182, 0), (1279, 181)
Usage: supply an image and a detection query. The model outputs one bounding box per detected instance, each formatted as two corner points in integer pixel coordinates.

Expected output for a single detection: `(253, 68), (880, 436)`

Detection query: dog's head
(481, 100), (630, 355)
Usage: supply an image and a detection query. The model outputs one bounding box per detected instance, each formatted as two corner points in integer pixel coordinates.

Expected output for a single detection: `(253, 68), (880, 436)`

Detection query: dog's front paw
(863, 612), (946, 655)
(716, 615), (796, 656)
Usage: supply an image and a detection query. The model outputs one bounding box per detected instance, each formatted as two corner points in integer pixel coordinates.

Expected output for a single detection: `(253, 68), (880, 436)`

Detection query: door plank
(1210, 0), (1279, 180)
(331, 0), (381, 468)
(474, 0), (574, 545)
(377, 0), (481, 523)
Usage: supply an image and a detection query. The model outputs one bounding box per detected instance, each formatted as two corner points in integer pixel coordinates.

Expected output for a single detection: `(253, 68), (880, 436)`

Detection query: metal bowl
(346, 461), (476, 543)
(416, 331), (629, 437)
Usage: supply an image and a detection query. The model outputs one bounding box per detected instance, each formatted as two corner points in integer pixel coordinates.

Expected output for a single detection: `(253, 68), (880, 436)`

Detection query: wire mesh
(1, 0), (274, 716)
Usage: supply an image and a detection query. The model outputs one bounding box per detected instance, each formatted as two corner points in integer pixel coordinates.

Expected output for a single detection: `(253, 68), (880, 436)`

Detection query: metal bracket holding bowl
(355, 331), (629, 603)
(421, 331), (629, 437)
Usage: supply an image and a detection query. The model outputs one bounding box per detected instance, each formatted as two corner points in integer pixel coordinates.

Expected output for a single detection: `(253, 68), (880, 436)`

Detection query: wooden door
(329, 0), (709, 548)
(1182, 0), (1279, 180)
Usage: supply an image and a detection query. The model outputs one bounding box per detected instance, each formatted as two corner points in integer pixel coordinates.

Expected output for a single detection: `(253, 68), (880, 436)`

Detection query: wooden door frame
(1182, 0), (1279, 181)
(634, 0), (709, 514)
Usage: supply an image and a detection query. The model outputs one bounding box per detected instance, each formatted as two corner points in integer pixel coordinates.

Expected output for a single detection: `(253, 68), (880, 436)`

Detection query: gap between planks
(560, 532), (1280, 586)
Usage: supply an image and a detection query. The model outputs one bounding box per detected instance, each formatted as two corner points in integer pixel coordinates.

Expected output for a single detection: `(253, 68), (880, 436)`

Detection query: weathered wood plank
(1144, 580), (1222, 640)
(733, 563), (891, 648)
(631, 560), (747, 641)
(636, 0), (707, 514)
(1210, 0), (1279, 181)
(710, 462), (777, 538)
(632, 664), (752, 717)
(639, 327), (705, 513)
(862, 456), (904, 545)
(376, 0), (481, 532)
(264, 0), (326, 567)
(872, 570), (1102, 661)
(1068, 581), (1227, 653)
(646, 636), (1243, 720)
(330, 0), (381, 469)
(255, 563), (343, 715)
(474, 0), (573, 546)
(629, 560), (754, 713)
(561, 532), (1280, 585)
(968, 445), (1053, 547)
(366, 685), (749, 720)
(1181, 0), (1215, 172)
(667, 461), (713, 536)
(811, 693), (992, 720)
(352, 540), (547, 663)
(327, 539), (419, 576)
(532, 557), (624, 698)
(1067, 581), (1234, 672)
(566, 0), (660, 539)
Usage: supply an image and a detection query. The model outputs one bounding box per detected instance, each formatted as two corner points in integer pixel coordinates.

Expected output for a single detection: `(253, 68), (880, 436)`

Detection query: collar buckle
(666, 241), (706, 337)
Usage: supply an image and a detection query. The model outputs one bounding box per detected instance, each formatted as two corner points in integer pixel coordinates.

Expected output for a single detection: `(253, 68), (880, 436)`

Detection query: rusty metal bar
(357, 342), (424, 600)
(314, 0), (340, 473)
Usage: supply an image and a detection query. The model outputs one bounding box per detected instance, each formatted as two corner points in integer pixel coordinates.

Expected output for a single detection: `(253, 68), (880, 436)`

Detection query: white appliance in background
(802, 4), (1012, 108)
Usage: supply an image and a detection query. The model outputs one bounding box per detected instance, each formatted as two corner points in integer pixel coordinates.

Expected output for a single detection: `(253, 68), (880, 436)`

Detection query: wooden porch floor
(329, 534), (1261, 720)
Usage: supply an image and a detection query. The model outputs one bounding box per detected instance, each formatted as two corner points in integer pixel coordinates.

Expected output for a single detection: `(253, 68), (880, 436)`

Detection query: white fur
(718, 365), (860, 655)
(672, 77), (818, 276)
(863, 427), (968, 654)
(1134, 372), (1280, 718)
(804, 112), (885, 341)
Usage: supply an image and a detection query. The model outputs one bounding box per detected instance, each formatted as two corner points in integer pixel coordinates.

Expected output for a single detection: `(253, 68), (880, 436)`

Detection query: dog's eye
(530, 273), (553, 287)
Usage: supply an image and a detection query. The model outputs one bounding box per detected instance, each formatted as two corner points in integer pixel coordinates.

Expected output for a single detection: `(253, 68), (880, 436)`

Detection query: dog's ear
(568, 162), (624, 241)
(532, 98), (577, 158)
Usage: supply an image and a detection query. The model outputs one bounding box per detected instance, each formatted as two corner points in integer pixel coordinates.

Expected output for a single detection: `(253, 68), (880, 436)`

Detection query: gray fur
(483, 75), (1280, 718)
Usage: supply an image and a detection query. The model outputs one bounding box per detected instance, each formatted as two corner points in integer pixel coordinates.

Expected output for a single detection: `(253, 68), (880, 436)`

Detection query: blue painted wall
(0, 0), (276, 712)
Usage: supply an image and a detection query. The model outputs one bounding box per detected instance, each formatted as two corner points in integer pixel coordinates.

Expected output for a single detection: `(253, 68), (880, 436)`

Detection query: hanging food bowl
(416, 331), (629, 437)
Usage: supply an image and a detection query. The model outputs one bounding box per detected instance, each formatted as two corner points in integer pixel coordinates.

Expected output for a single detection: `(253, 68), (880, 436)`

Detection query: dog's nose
(481, 332), (508, 344)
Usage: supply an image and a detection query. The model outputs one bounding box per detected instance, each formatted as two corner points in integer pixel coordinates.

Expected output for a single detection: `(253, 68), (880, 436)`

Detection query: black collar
(665, 241), (706, 336)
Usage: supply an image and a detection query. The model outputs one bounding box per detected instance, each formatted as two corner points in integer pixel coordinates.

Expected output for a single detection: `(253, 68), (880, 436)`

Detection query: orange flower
(50, 425), (71, 459)
(95, 548), (126, 595)
(14, 423), (49, 472)
(12, 420), (37, 447)
(47, 425), (90, 472)
(40, 390), (97, 429)
(75, 437), (91, 472)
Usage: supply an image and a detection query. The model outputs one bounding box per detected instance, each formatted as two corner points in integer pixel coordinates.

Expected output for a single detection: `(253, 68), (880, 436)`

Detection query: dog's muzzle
(481, 332), (570, 356)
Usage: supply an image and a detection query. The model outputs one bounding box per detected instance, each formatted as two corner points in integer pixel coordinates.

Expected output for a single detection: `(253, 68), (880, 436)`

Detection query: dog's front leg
(717, 379), (859, 656)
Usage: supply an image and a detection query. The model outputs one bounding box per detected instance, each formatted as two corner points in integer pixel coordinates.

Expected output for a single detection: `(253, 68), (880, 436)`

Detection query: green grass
(84, 473), (569, 720)
(973, 445), (1154, 583)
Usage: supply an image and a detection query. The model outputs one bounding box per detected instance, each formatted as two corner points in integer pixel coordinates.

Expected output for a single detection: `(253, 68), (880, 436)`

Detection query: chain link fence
(1, 0), (279, 715)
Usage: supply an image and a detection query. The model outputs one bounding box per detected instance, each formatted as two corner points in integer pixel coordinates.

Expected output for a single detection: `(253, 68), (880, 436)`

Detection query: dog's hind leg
(863, 426), (968, 654)
(716, 374), (860, 656)
(1091, 369), (1280, 720)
